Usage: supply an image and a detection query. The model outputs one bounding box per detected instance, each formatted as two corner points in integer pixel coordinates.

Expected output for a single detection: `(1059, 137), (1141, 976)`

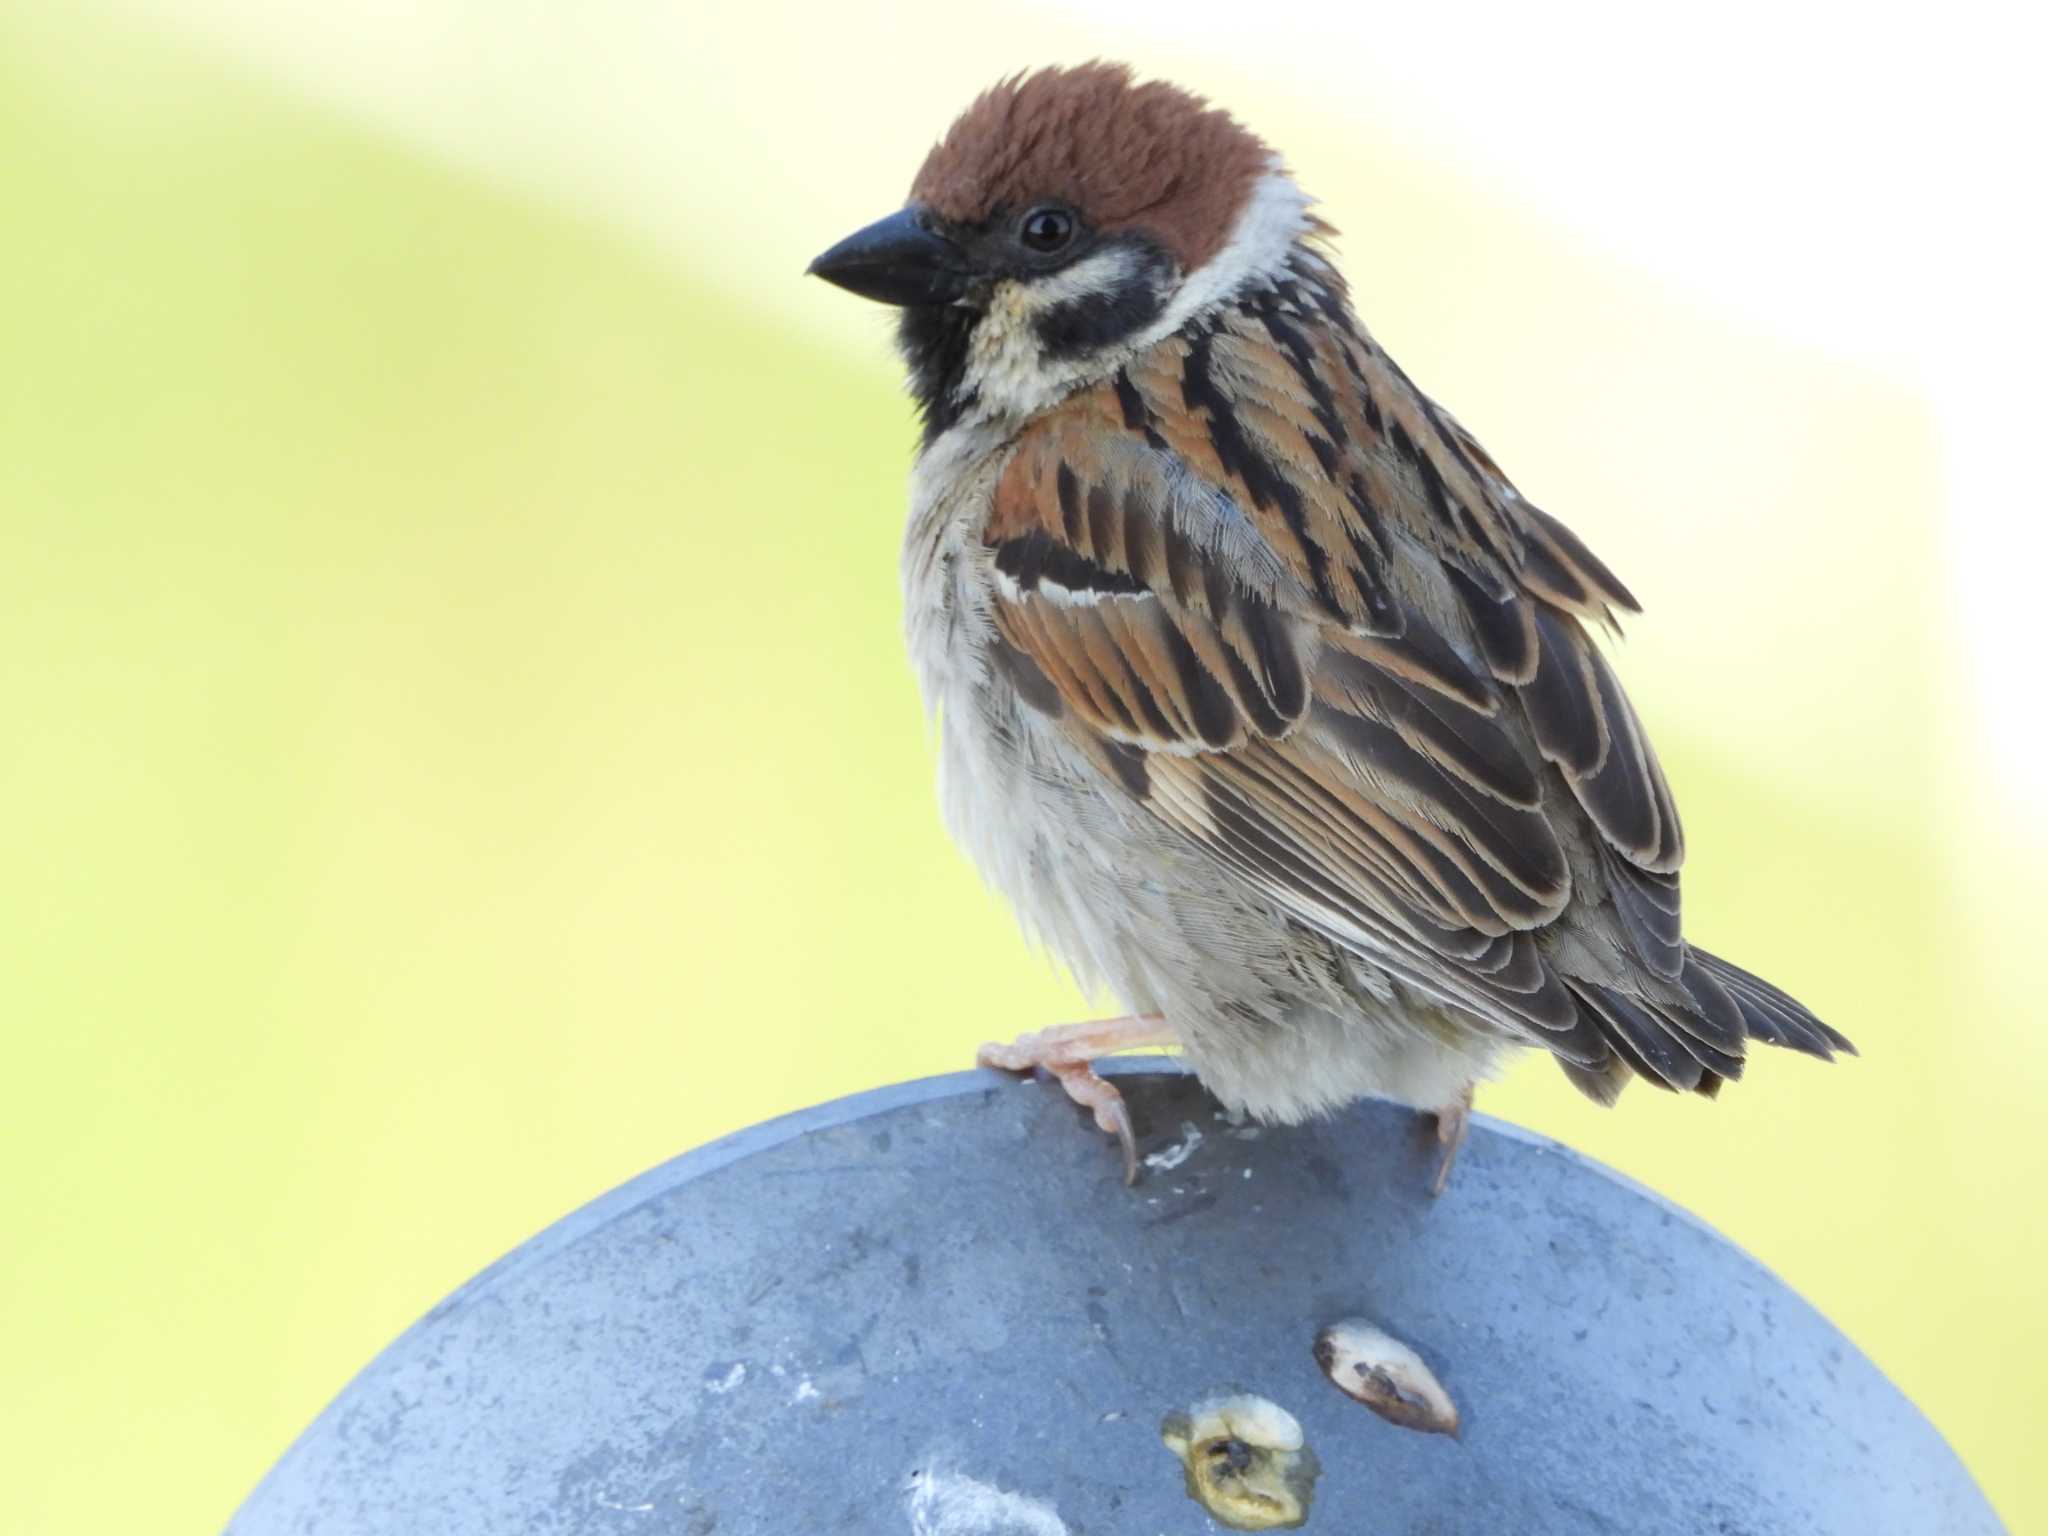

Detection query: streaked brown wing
(982, 282), (1844, 1095)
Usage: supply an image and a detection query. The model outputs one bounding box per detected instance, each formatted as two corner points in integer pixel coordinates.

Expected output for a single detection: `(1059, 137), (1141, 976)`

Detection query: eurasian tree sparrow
(810, 64), (1849, 1186)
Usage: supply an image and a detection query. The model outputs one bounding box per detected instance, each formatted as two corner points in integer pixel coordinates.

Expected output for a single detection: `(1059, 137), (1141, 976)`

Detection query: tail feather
(1552, 947), (1848, 1107)
(1694, 948), (1855, 1059)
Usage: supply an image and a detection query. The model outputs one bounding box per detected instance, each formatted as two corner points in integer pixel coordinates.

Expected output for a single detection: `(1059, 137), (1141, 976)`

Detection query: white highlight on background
(105, 0), (2047, 829)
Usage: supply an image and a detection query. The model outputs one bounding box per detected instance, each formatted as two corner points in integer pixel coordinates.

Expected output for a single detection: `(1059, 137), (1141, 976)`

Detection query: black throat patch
(896, 303), (979, 447)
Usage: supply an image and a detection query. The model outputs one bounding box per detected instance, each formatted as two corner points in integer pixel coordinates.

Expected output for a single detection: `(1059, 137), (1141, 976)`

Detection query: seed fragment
(1313, 1319), (1460, 1438)
(1160, 1391), (1320, 1530)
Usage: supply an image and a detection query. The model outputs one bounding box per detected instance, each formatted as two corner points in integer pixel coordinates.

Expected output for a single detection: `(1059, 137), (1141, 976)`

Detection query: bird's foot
(1429, 1084), (1475, 1198)
(976, 1014), (1174, 1185)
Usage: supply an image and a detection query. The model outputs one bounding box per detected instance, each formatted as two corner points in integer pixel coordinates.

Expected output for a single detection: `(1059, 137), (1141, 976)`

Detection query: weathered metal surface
(231, 1063), (2001, 1534)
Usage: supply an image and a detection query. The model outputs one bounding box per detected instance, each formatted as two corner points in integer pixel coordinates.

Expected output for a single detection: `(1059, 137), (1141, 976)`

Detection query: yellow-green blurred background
(4, 3), (2041, 1531)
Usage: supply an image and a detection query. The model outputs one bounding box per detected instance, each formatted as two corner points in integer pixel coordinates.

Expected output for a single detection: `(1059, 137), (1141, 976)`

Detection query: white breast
(900, 422), (1158, 1008)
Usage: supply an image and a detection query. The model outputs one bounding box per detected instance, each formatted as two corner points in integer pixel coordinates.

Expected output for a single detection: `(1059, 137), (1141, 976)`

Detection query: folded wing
(981, 283), (1845, 1097)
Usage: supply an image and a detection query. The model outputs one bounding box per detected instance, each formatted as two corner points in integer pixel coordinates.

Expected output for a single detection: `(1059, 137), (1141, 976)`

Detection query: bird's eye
(1019, 206), (1076, 254)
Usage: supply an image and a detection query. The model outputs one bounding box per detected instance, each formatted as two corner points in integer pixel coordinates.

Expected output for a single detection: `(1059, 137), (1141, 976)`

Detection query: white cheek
(952, 163), (1315, 426)
(960, 246), (1152, 419)
(1028, 244), (1147, 305)
(1146, 164), (1313, 340)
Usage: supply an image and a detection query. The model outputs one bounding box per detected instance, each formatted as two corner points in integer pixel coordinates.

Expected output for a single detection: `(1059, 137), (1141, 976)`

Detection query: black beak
(807, 208), (971, 307)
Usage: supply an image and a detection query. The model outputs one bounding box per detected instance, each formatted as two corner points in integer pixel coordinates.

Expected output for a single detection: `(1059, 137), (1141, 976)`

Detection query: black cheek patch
(1032, 241), (1173, 360)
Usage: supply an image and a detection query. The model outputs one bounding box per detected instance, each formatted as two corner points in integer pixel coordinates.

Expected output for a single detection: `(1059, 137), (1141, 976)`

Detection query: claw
(974, 1014), (1171, 1184)
(1109, 1097), (1138, 1187)
(1069, 1071), (1138, 1186)
(1428, 1085), (1474, 1198)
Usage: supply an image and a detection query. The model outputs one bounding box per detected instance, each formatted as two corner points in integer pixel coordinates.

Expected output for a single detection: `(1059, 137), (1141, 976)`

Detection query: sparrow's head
(809, 63), (1316, 438)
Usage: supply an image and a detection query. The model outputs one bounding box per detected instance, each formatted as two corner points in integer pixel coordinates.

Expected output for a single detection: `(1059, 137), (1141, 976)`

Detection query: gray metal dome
(230, 1063), (2000, 1533)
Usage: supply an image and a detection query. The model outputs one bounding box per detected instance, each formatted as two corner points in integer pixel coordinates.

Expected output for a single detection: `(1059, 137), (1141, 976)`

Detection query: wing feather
(975, 273), (1841, 1100)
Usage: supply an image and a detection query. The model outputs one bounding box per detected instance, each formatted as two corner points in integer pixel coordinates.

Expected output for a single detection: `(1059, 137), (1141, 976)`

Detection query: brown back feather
(974, 233), (1846, 1100)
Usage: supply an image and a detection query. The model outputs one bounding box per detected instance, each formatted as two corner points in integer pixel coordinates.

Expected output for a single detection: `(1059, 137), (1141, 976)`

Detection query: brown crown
(910, 63), (1274, 273)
